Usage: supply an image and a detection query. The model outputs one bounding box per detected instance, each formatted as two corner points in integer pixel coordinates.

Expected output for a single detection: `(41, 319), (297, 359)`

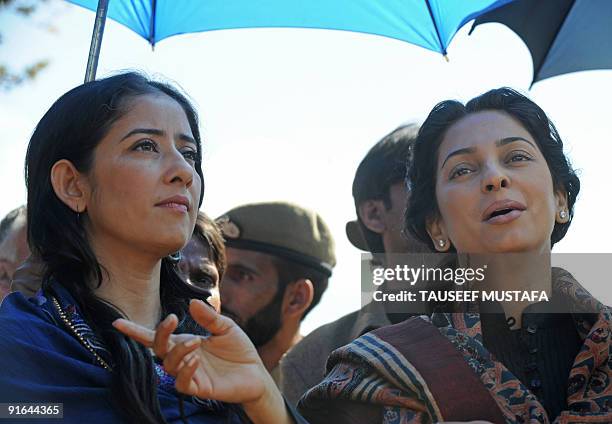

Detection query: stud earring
(559, 210), (567, 220)
(438, 239), (446, 248)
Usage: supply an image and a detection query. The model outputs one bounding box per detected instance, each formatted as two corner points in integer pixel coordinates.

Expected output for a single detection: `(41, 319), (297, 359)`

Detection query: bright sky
(1, 1), (611, 333)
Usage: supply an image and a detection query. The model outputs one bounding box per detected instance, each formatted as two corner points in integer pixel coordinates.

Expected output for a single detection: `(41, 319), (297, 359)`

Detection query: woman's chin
(481, 237), (545, 253)
(151, 237), (190, 258)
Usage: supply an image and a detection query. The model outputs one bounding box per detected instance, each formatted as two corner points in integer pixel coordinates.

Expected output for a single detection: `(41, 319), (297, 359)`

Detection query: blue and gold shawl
(0, 281), (244, 423)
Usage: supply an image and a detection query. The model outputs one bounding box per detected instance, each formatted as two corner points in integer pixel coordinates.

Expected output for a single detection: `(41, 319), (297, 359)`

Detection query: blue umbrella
(67, 0), (514, 82)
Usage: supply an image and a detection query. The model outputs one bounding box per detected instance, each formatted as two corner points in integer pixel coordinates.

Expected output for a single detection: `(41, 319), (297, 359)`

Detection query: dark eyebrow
(496, 136), (537, 149)
(441, 136), (537, 169)
(441, 147), (476, 169)
(120, 128), (164, 142)
(178, 133), (197, 146)
(120, 128), (197, 147)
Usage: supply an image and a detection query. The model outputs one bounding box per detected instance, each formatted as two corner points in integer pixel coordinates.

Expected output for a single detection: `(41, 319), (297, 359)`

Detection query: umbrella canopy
(471, 0), (612, 86)
(68, 0), (513, 55)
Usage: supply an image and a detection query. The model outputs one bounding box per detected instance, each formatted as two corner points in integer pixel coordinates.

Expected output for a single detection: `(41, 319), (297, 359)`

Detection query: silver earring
(559, 210), (567, 220)
(438, 239), (446, 248)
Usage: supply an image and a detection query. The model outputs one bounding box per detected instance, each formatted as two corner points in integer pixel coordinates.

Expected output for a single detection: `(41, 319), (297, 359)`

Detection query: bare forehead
(117, 94), (190, 128)
(93, 93), (194, 155)
(438, 111), (534, 159)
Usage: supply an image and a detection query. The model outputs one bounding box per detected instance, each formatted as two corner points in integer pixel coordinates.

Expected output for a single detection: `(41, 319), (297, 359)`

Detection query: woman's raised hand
(113, 299), (292, 423)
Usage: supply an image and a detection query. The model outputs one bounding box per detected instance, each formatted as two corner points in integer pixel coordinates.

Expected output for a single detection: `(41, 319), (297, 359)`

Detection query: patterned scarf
(299, 269), (611, 423)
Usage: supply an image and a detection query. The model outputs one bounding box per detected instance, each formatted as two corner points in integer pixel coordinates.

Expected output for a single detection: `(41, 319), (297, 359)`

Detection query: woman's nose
(164, 150), (194, 188)
(481, 164), (510, 193)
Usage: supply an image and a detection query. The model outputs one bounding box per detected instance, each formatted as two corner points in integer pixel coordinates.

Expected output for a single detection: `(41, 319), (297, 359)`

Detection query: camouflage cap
(216, 202), (336, 277)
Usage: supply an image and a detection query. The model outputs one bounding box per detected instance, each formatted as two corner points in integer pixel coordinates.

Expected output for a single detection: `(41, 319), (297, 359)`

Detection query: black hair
(353, 124), (419, 253)
(405, 87), (580, 251)
(25, 72), (207, 423)
(192, 211), (227, 281)
(272, 256), (329, 320)
(0, 205), (26, 244)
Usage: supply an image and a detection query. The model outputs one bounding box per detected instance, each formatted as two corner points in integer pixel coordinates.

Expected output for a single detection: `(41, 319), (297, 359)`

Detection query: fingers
(112, 314), (178, 356)
(163, 337), (202, 375)
(189, 298), (233, 336)
(174, 355), (200, 396)
(112, 319), (155, 347)
(153, 314), (178, 358)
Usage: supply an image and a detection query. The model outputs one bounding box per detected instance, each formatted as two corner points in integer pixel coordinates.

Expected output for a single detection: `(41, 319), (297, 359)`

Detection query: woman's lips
(156, 202), (188, 213)
(482, 199), (527, 223)
(485, 208), (523, 224)
(155, 195), (190, 213)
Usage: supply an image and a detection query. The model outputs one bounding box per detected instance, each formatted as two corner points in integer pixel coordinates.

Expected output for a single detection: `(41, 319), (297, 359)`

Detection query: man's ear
(554, 188), (570, 224)
(50, 159), (90, 213)
(426, 214), (451, 252)
(358, 200), (386, 234)
(282, 278), (314, 319)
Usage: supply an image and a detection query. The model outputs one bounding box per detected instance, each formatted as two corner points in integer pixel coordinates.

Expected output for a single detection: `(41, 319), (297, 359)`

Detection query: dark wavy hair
(405, 87), (580, 251)
(194, 211), (226, 282)
(25, 72), (208, 423)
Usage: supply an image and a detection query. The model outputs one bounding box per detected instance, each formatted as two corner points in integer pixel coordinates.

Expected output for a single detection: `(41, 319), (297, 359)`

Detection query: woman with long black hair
(0, 72), (303, 423)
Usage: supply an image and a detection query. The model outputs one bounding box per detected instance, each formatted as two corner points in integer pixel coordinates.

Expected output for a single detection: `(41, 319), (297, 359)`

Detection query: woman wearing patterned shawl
(0, 72), (305, 424)
(299, 88), (611, 423)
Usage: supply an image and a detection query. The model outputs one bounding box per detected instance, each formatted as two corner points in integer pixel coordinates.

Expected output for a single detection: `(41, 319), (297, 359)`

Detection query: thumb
(189, 298), (234, 336)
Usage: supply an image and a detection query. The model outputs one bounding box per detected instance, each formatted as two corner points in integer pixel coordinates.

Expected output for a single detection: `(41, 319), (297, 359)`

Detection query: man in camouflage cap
(216, 201), (335, 377)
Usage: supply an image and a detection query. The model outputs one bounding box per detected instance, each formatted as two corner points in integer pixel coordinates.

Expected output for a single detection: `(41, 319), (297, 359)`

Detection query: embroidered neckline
(50, 294), (176, 389)
(49, 291), (228, 413)
(51, 296), (112, 371)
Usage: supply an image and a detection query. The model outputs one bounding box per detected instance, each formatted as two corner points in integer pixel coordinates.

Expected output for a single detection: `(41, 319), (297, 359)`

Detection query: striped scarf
(299, 269), (611, 423)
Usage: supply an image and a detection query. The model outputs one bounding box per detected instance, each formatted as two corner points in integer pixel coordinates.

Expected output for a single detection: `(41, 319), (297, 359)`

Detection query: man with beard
(216, 202), (335, 380)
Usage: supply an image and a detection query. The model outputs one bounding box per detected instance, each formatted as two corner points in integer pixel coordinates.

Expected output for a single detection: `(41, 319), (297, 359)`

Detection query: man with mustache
(216, 202), (336, 380)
